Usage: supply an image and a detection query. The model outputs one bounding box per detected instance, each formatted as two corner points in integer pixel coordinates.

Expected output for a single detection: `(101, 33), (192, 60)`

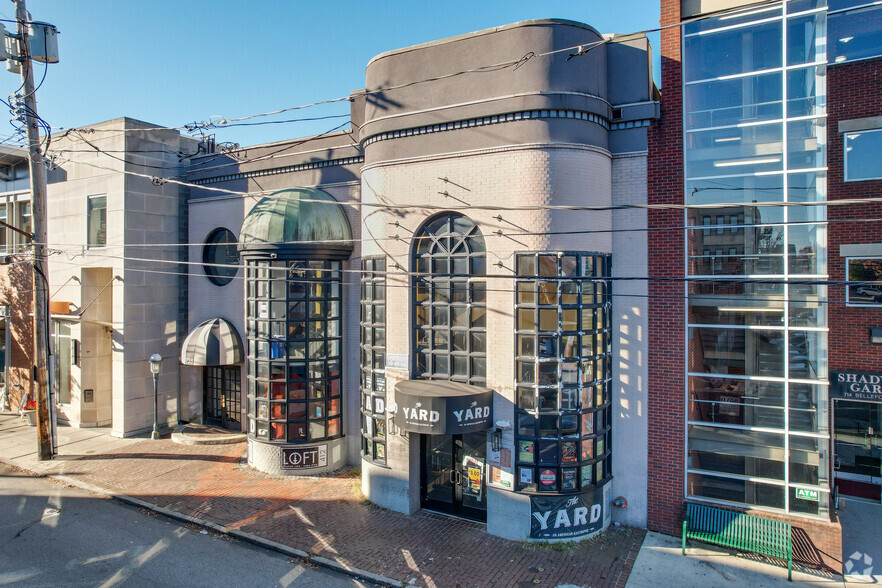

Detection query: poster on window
(561, 441), (577, 464)
(463, 455), (484, 501)
(530, 487), (604, 539)
(488, 447), (513, 489)
(518, 440), (535, 462)
(561, 468), (577, 491)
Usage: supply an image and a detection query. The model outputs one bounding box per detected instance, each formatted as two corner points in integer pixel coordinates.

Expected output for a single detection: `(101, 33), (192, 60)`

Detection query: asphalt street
(0, 463), (380, 587)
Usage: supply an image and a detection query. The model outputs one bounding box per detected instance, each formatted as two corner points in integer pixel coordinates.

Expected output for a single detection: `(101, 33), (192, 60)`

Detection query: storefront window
(684, 2), (830, 516)
(514, 252), (612, 493)
(361, 257), (387, 464)
(413, 214), (486, 385)
(245, 259), (343, 443)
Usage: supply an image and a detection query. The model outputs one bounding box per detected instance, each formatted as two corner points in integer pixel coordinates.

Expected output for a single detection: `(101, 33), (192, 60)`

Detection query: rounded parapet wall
(361, 20), (613, 162)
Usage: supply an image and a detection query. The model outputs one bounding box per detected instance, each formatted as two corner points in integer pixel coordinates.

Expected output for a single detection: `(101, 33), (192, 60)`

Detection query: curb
(0, 457), (413, 588)
(170, 426), (247, 446)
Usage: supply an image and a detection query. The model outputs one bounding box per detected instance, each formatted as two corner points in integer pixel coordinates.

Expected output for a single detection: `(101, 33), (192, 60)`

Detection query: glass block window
(514, 252), (612, 493)
(245, 259), (343, 443)
(413, 214), (487, 385)
(360, 257), (387, 464)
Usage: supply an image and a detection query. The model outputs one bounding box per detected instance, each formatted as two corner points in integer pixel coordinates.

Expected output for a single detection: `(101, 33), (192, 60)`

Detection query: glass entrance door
(834, 400), (881, 502)
(203, 366), (242, 430)
(422, 432), (487, 521)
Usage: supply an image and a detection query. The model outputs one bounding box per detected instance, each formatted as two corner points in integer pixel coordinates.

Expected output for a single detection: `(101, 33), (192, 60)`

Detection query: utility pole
(14, 0), (51, 460)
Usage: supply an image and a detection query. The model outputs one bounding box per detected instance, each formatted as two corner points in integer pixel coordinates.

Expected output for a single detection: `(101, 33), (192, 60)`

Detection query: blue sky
(1, 1), (661, 147)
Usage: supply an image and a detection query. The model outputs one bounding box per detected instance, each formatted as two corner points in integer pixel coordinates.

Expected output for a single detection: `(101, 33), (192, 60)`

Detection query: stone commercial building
(3, 2), (879, 567)
(184, 19), (656, 541)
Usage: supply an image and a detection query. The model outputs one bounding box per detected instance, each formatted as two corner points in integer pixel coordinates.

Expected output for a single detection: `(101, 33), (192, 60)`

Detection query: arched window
(413, 213), (486, 385)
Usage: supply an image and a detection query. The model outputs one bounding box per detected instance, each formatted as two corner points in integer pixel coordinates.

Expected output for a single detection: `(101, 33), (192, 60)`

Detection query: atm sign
(795, 488), (819, 502)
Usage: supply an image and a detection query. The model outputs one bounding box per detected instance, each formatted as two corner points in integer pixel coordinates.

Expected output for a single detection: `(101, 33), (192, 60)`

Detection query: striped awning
(180, 318), (243, 366)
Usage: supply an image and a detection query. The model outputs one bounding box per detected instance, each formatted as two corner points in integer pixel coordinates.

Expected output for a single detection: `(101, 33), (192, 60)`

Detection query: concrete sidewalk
(626, 532), (853, 587)
(0, 414), (643, 587)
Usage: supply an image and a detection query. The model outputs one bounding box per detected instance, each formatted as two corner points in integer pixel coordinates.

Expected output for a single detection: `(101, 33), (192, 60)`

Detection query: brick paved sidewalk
(0, 415), (644, 587)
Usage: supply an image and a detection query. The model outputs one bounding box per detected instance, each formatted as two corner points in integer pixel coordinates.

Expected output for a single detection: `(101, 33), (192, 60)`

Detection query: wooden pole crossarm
(0, 218), (33, 240)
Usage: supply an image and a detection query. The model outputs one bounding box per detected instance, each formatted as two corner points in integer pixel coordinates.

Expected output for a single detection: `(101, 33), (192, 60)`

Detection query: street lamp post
(149, 354), (162, 440)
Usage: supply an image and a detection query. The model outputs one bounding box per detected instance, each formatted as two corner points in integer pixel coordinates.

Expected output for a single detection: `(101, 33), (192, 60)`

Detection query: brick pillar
(827, 59), (882, 373)
(646, 0), (686, 535)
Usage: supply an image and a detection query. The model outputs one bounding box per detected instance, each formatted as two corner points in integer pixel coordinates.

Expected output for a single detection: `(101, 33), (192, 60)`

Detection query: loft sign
(530, 488), (604, 539)
(830, 371), (882, 402)
(281, 445), (327, 469)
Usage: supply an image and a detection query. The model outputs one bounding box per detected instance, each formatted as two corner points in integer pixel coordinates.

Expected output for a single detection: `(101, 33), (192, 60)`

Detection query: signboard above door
(393, 380), (493, 435)
(831, 371), (882, 402)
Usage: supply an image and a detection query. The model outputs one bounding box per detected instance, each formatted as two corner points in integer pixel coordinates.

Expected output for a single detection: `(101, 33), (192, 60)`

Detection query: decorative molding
(361, 141), (612, 172)
(191, 156), (364, 186)
(610, 119), (653, 130)
(362, 109), (609, 147)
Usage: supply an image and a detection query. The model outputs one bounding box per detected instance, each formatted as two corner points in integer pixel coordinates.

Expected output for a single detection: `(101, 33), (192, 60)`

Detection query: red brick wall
(0, 263), (35, 409)
(646, 0), (686, 536)
(827, 58), (882, 372)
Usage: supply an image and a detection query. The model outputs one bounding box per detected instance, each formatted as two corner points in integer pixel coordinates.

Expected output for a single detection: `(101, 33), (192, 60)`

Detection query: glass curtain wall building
(684, 1), (831, 516)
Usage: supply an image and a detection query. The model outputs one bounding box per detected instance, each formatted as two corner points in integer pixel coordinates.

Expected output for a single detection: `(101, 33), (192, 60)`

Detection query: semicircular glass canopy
(239, 188), (352, 253)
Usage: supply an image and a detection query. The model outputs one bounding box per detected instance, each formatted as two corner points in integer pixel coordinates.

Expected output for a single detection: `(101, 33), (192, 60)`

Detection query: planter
(23, 410), (37, 426)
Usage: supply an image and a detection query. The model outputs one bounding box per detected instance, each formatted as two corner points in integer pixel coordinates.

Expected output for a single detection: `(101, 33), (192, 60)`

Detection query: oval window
(203, 228), (239, 286)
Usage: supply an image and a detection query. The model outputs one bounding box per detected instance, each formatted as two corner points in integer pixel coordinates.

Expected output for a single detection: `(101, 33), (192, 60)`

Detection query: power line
(45, 254), (873, 311)
(35, 213), (882, 252)
(42, 244), (868, 289)
(21, 0), (853, 154)
(38, 152), (876, 214)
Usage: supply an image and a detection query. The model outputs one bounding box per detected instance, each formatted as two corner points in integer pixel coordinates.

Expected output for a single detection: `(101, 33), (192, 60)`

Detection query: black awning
(393, 380), (493, 435)
(180, 318), (244, 366)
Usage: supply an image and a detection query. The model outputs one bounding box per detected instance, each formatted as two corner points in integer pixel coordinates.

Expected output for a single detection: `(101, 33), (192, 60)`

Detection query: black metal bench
(682, 502), (793, 581)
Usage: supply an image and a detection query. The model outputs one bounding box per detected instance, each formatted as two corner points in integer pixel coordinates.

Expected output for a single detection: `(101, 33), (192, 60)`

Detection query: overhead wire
(13, 2), (875, 305)
(34, 152), (882, 216)
(34, 212), (882, 253)
(43, 253), (874, 310)
(39, 242), (859, 287)
(36, 0), (852, 150)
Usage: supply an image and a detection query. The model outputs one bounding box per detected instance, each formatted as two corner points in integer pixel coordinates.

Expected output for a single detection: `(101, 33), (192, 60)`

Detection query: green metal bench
(682, 502), (793, 581)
